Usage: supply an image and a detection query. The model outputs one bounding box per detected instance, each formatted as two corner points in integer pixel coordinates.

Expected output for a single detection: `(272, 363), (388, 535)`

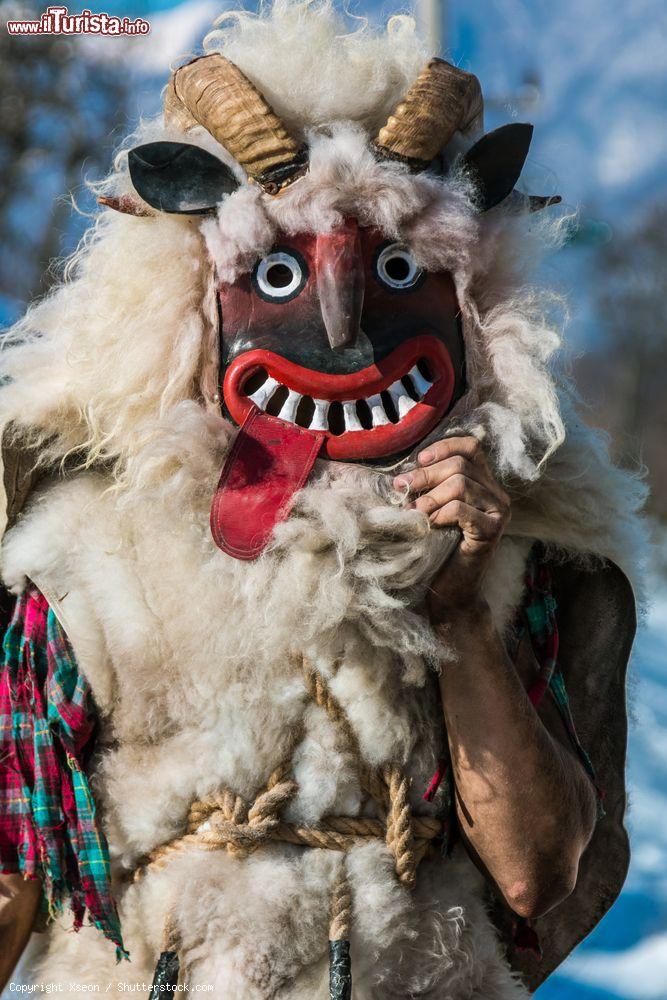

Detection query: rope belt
(140, 658), (443, 1000)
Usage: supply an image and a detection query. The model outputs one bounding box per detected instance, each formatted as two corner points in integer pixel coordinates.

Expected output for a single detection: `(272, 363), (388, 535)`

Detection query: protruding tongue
(210, 408), (326, 560)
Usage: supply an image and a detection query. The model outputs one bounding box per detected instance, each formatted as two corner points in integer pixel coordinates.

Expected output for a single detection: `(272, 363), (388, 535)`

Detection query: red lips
(223, 334), (455, 460)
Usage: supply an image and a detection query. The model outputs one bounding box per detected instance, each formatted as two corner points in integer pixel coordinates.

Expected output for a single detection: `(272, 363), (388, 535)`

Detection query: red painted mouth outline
(223, 334), (455, 460)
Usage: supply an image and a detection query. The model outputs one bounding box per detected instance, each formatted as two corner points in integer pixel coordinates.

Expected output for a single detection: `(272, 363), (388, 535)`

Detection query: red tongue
(210, 408), (325, 560)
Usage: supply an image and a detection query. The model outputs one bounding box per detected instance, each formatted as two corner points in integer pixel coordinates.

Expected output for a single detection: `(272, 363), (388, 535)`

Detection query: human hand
(393, 436), (511, 615)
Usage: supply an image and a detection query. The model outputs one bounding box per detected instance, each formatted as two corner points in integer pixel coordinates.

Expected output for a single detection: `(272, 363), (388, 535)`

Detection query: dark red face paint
(218, 221), (464, 462)
(212, 220), (465, 559)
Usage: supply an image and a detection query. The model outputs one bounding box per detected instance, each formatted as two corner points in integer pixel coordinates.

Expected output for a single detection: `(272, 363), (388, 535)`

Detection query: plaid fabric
(0, 585), (126, 957)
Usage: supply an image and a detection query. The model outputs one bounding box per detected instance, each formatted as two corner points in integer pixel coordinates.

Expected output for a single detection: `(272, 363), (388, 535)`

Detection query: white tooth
(310, 399), (330, 431)
(408, 365), (433, 398)
(366, 393), (390, 427)
(342, 401), (363, 432)
(387, 379), (417, 420)
(248, 376), (280, 411)
(277, 388), (302, 424)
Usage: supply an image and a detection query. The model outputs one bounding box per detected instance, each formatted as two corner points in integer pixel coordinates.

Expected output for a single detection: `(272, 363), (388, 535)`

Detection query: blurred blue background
(1, 1), (666, 996)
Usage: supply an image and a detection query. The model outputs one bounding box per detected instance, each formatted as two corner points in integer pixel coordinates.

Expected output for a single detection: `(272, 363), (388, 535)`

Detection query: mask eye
(253, 249), (308, 302)
(375, 243), (424, 291)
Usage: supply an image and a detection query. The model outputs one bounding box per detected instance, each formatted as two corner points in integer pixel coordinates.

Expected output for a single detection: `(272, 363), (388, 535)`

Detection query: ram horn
(164, 53), (307, 195)
(374, 58), (483, 168)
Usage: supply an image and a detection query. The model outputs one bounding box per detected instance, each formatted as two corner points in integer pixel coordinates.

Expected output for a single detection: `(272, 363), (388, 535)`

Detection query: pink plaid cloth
(0, 585), (126, 956)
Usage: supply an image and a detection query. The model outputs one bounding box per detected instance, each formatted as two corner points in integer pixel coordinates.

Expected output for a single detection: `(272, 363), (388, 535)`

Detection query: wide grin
(223, 334), (455, 460)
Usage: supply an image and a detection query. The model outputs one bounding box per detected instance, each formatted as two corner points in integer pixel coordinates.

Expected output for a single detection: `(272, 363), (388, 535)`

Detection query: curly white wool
(0, 0), (647, 583)
(204, 0), (429, 135)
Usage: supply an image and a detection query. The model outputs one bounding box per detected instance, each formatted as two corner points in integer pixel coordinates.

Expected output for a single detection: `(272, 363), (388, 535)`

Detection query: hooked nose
(315, 219), (365, 351)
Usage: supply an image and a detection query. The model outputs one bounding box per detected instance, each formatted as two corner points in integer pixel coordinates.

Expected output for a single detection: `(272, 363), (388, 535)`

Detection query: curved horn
(375, 58), (483, 168)
(164, 54), (307, 194)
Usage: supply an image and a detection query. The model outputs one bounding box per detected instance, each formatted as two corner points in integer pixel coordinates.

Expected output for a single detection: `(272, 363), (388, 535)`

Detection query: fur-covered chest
(1, 468), (531, 864)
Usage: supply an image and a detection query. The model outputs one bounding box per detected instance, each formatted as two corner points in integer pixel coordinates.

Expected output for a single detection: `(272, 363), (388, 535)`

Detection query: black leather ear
(128, 141), (239, 215)
(459, 123), (534, 212)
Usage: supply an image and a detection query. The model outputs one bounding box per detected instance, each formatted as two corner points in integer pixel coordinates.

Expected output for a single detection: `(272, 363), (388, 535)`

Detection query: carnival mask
(115, 55), (550, 557)
(217, 220), (465, 462)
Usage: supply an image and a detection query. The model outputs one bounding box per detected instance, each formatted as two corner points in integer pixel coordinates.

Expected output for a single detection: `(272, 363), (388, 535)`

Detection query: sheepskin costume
(0, 2), (646, 997)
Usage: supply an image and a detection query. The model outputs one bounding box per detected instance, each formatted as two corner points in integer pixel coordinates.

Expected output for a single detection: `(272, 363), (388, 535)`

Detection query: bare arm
(0, 874), (41, 991)
(395, 436), (598, 918)
(434, 605), (597, 917)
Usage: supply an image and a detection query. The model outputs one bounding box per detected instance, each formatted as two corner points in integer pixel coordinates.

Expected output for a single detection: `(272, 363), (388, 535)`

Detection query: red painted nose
(315, 218), (365, 350)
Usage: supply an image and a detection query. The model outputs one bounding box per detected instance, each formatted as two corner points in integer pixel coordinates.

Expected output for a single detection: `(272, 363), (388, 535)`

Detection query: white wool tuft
(201, 184), (275, 284)
(0, 212), (216, 486)
(204, 0), (429, 136)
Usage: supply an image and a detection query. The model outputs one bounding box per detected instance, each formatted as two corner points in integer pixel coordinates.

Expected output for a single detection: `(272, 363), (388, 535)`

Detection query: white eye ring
(375, 243), (423, 290)
(254, 250), (306, 301)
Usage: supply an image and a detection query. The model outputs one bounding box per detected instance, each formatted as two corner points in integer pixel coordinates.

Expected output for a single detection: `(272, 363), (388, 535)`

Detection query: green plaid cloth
(0, 584), (127, 957)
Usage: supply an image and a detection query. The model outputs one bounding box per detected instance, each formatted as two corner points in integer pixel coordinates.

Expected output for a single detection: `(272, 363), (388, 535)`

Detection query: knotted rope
(142, 657), (442, 999)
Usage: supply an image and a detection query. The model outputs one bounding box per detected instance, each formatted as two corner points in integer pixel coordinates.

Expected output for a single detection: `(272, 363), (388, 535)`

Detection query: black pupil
(267, 262), (295, 288)
(384, 255), (411, 283)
